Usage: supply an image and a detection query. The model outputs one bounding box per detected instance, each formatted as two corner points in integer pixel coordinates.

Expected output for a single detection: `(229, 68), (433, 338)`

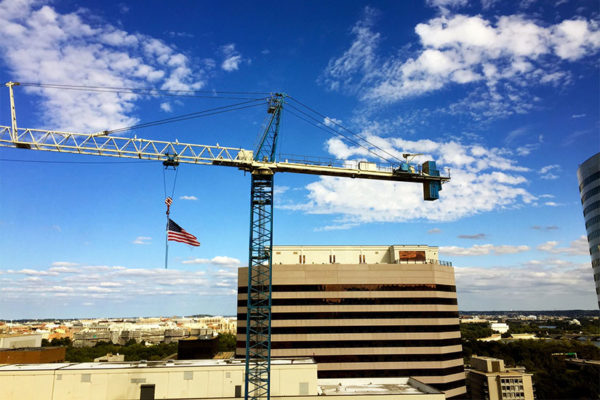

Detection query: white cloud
(182, 256), (241, 267)
(179, 195), (198, 201)
(455, 259), (596, 309)
(132, 236), (151, 245)
(0, 0), (206, 132)
(540, 164), (560, 180)
(160, 102), (172, 112)
(51, 261), (79, 267)
(428, 228), (442, 234)
(571, 113), (586, 118)
(440, 244), (530, 256)
(426, 0), (468, 9)
(323, 117), (342, 127)
(322, 10), (600, 116)
(281, 134), (535, 223)
(544, 201), (563, 207)
(537, 236), (588, 256)
(221, 43), (243, 72)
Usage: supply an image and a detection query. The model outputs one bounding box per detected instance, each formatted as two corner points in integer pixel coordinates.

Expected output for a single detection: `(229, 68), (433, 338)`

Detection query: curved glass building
(577, 152), (600, 308)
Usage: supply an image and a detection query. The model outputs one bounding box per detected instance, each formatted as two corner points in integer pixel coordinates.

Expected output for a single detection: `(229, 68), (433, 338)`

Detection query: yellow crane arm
(0, 125), (448, 184)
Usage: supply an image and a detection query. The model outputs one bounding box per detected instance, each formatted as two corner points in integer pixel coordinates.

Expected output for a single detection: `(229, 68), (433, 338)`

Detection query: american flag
(167, 218), (200, 247)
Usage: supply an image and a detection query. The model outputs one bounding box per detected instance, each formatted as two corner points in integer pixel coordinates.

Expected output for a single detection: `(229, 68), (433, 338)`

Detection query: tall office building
(236, 245), (466, 399)
(577, 152), (600, 308)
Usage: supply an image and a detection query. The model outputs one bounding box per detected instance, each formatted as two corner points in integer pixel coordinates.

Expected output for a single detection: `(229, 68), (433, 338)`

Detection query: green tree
(216, 333), (236, 352)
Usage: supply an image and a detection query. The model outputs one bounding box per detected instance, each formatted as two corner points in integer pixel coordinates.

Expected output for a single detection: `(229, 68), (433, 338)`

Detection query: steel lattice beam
(245, 172), (274, 400)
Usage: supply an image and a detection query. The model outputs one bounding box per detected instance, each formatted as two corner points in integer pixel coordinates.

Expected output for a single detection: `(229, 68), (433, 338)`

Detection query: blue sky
(0, 0), (598, 319)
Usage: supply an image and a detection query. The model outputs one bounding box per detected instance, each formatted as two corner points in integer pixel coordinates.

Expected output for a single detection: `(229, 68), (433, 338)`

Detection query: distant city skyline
(0, 0), (598, 318)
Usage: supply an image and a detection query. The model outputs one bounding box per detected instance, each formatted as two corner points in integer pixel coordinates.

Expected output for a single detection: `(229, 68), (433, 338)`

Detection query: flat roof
(319, 378), (442, 396)
(0, 357), (315, 371)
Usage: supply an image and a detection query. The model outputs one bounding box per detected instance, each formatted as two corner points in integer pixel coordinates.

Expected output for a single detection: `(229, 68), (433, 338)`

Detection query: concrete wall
(0, 334), (42, 349)
(0, 361), (318, 400)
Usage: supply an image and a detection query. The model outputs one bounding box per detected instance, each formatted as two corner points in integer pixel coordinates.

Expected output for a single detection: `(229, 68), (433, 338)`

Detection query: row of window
(316, 366), (465, 378)
(237, 324), (461, 335)
(310, 352), (464, 363)
(586, 214), (600, 230)
(238, 337), (463, 349)
(588, 229), (600, 242)
(237, 297), (458, 307)
(581, 185), (600, 204)
(237, 310), (460, 320)
(583, 200), (600, 217)
(238, 283), (457, 293)
(579, 171), (600, 192)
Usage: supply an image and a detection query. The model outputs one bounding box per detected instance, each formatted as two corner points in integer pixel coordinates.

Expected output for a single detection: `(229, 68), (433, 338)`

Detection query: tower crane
(0, 81), (450, 400)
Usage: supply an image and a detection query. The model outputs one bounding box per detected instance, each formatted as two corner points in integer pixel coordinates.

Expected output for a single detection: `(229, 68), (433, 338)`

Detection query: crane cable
(106, 99), (267, 135)
(285, 102), (399, 166)
(18, 82), (271, 98)
(287, 96), (404, 165)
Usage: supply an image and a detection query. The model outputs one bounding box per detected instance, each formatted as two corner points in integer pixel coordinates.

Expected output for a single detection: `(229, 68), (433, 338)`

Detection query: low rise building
(0, 333), (42, 349)
(490, 323), (509, 334)
(0, 358), (445, 400)
(0, 347), (65, 364)
(466, 356), (534, 400)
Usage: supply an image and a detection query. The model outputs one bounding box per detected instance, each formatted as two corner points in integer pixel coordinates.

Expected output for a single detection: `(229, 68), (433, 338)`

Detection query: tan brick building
(466, 356), (534, 400)
(236, 245), (466, 399)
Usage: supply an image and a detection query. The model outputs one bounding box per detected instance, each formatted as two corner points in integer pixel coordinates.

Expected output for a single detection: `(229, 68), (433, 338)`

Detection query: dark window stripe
(237, 297), (458, 307)
(589, 229), (600, 242)
(580, 171), (600, 192)
(237, 324), (461, 335)
(237, 338), (463, 349)
(586, 215), (600, 230)
(583, 200), (600, 217)
(238, 283), (457, 294)
(581, 185), (600, 204)
(430, 379), (467, 392)
(317, 365), (465, 378)
(311, 352), (464, 363)
(238, 311), (459, 320)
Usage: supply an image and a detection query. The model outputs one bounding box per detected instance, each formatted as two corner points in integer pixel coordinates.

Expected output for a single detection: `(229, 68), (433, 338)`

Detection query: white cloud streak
(441, 244), (530, 256)
(221, 43), (243, 72)
(132, 236), (152, 245)
(0, 0), (206, 132)
(322, 9), (600, 116)
(537, 236), (589, 256)
(281, 135), (535, 223)
(455, 259), (596, 309)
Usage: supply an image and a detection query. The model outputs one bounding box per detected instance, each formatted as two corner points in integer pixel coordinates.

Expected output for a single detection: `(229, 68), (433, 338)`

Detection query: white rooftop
(0, 357), (314, 371)
(318, 378), (443, 396)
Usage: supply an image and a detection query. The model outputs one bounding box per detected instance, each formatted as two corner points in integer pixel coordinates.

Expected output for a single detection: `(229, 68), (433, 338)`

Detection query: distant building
(0, 358), (445, 400)
(490, 323), (509, 334)
(178, 336), (219, 360)
(0, 347), (65, 364)
(577, 152), (600, 308)
(93, 353), (125, 362)
(466, 356), (534, 400)
(236, 245), (466, 399)
(0, 333), (42, 348)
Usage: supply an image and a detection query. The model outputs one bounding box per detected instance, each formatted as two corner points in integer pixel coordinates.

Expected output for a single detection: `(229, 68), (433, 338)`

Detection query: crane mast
(0, 83), (449, 400)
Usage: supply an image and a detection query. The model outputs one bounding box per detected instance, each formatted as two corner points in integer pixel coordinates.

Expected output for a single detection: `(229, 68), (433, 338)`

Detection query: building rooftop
(318, 378), (443, 396)
(0, 357), (315, 371)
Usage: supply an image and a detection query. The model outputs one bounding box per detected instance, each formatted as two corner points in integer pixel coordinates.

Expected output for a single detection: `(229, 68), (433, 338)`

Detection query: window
(184, 371), (194, 380)
(235, 385), (242, 398)
(140, 384), (156, 400)
(299, 382), (309, 395)
(80, 374), (91, 383)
